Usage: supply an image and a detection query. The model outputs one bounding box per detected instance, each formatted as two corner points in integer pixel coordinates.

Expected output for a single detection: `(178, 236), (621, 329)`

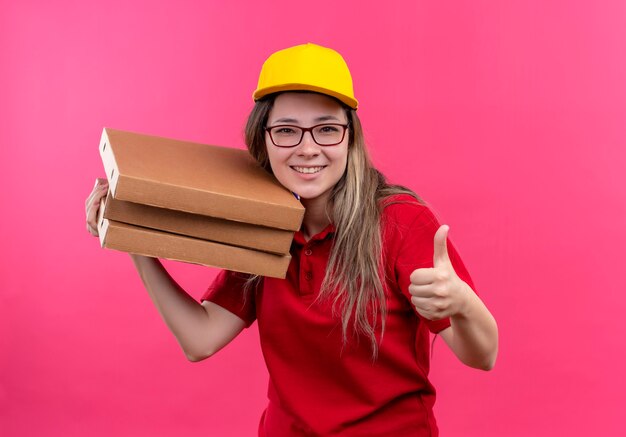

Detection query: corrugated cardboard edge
(97, 198), (290, 278)
(97, 197), (107, 248)
(100, 128), (305, 231)
(99, 131), (120, 199)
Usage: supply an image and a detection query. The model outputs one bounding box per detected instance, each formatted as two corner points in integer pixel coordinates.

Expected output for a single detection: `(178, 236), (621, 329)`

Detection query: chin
(290, 187), (321, 200)
(292, 185), (334, 202)
(274, 171), (337, 202)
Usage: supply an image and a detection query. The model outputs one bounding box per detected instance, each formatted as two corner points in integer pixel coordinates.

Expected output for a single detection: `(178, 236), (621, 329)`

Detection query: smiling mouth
(291, 166), (326, 174)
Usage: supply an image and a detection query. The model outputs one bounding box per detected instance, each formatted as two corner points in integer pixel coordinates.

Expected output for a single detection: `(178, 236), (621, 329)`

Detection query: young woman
(85, 43), (498, 436)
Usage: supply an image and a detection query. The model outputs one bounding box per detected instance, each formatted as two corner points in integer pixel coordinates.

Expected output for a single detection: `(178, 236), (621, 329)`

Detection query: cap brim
(253, 84), (358, 110)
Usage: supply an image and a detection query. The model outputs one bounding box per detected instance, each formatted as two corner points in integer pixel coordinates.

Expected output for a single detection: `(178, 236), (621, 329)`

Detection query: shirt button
(304, 272), (312, 281)
(304, 249), (313, 256)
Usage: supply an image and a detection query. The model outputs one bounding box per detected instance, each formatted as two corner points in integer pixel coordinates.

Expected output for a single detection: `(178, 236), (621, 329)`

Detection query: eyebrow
(271, 115), (343, 124)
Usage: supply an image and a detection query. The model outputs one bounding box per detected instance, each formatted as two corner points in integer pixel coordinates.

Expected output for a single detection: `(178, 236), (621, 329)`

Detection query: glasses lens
(269, 126), (303, 147)
(312, 124), (345, 145)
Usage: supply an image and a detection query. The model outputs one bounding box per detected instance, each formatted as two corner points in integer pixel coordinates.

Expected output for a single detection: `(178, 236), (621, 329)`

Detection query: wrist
(129, 253), (159, 266)
(453, 282), (475, 320)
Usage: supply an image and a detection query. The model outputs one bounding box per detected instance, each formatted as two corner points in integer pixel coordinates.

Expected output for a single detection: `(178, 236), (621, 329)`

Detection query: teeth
(293, 166), (324, 174)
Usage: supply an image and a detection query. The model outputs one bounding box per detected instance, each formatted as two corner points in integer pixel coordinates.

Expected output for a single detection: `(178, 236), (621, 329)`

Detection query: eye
(273, 126), (298, 135)
(317, 125), (341, 135)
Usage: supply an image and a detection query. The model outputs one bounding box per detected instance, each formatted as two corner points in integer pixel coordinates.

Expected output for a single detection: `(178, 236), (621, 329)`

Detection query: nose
(297, 131), (320, 156)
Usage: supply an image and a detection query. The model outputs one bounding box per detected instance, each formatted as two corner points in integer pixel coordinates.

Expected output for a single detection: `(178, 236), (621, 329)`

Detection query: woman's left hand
(408, 225), (472, 321)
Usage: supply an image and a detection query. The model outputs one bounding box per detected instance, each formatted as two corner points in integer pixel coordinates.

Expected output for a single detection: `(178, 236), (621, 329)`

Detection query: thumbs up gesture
(409, 225), (471, 321)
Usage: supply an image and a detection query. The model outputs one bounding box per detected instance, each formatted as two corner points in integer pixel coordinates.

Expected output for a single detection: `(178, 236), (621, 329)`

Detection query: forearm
(129, 254), (211, 359)
(447, 284), (498, 370)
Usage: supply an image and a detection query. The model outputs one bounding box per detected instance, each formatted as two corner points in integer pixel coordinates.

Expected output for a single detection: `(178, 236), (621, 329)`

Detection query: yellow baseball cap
(253, 43), (358, 110)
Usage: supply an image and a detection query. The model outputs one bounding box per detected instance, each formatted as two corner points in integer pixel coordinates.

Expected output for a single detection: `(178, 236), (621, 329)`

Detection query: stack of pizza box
(96, 128), (304, 279)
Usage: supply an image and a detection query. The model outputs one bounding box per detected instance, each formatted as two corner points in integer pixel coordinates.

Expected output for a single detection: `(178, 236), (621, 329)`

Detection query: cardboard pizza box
(99, 128), (304, 231)
(97, 197), (291, 278)
(102, 193), (294, 255)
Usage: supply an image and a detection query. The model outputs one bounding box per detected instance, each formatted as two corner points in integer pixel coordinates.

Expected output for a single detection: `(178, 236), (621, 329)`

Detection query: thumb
(433, 224), (451, 267)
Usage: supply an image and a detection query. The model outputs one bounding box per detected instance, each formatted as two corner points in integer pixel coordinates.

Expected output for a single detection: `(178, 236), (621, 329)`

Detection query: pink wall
(2, 1), (625, 435)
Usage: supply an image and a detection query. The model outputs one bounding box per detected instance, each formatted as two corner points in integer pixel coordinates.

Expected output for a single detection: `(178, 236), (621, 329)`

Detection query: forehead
(268, 92), (346, 123)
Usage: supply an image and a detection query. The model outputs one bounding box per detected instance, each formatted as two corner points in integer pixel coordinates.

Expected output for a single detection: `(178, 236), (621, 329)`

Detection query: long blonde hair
(245, 93), (422, 358)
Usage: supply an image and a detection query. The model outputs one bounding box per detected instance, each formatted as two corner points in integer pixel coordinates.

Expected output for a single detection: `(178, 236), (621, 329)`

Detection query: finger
(86, 205), (98, 229)
(84, 184), (108, 209)
(86, 193), (106, 226)
(433, 224), (451, 268)
(408, 283), (436, 298)
(85, 184), (108, 209)
(409, 267), (435, 285)
(92, 178), (109, 193)
(86, 198), (103, 225)
(93, 177), (108, 188)
(86, 222), (99, 237)
(411, 296), (450, 320)
(410, 296), (440, 320)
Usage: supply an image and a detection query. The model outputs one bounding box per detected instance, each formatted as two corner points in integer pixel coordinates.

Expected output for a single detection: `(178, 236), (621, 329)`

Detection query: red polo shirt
(202, 194), (477, 436)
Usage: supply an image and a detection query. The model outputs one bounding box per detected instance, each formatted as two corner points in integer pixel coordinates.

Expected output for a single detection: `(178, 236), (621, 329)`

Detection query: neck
(299, 190), (332, 241)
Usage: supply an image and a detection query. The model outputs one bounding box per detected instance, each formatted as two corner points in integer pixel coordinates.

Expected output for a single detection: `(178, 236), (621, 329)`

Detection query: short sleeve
(200, 270), (258, 327)
(392, 202), (478, 334)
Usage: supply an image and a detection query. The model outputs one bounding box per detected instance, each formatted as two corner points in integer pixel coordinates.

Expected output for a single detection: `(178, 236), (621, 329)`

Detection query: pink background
(2, 1), (625, 436)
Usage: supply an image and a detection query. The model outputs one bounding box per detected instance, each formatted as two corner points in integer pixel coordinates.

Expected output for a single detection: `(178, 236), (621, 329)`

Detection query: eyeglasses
(265, 123), (349, 148)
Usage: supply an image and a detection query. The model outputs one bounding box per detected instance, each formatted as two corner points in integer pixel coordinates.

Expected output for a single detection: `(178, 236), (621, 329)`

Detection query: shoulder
(379, 193), (438, 230)
(378, 193), (443, 267)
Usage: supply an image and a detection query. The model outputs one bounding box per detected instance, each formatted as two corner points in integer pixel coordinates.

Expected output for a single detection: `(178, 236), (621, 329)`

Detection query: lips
(291, 166), (326, 174)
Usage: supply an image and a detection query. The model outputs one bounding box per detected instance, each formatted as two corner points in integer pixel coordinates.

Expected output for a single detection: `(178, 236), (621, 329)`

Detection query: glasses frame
(265, 123), (349, 148)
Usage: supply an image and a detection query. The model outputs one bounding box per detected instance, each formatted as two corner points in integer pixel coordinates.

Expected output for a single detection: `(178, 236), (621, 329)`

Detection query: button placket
(299, 243), (315, 295)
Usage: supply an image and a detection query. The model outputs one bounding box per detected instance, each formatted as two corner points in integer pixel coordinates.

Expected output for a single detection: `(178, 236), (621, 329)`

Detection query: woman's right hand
(84, 176), (245, 361)
(85, 178), (109, 237)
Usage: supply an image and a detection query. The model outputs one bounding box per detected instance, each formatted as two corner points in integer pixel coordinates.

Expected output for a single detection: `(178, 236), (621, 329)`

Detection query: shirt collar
(293, 223), (336, 246)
